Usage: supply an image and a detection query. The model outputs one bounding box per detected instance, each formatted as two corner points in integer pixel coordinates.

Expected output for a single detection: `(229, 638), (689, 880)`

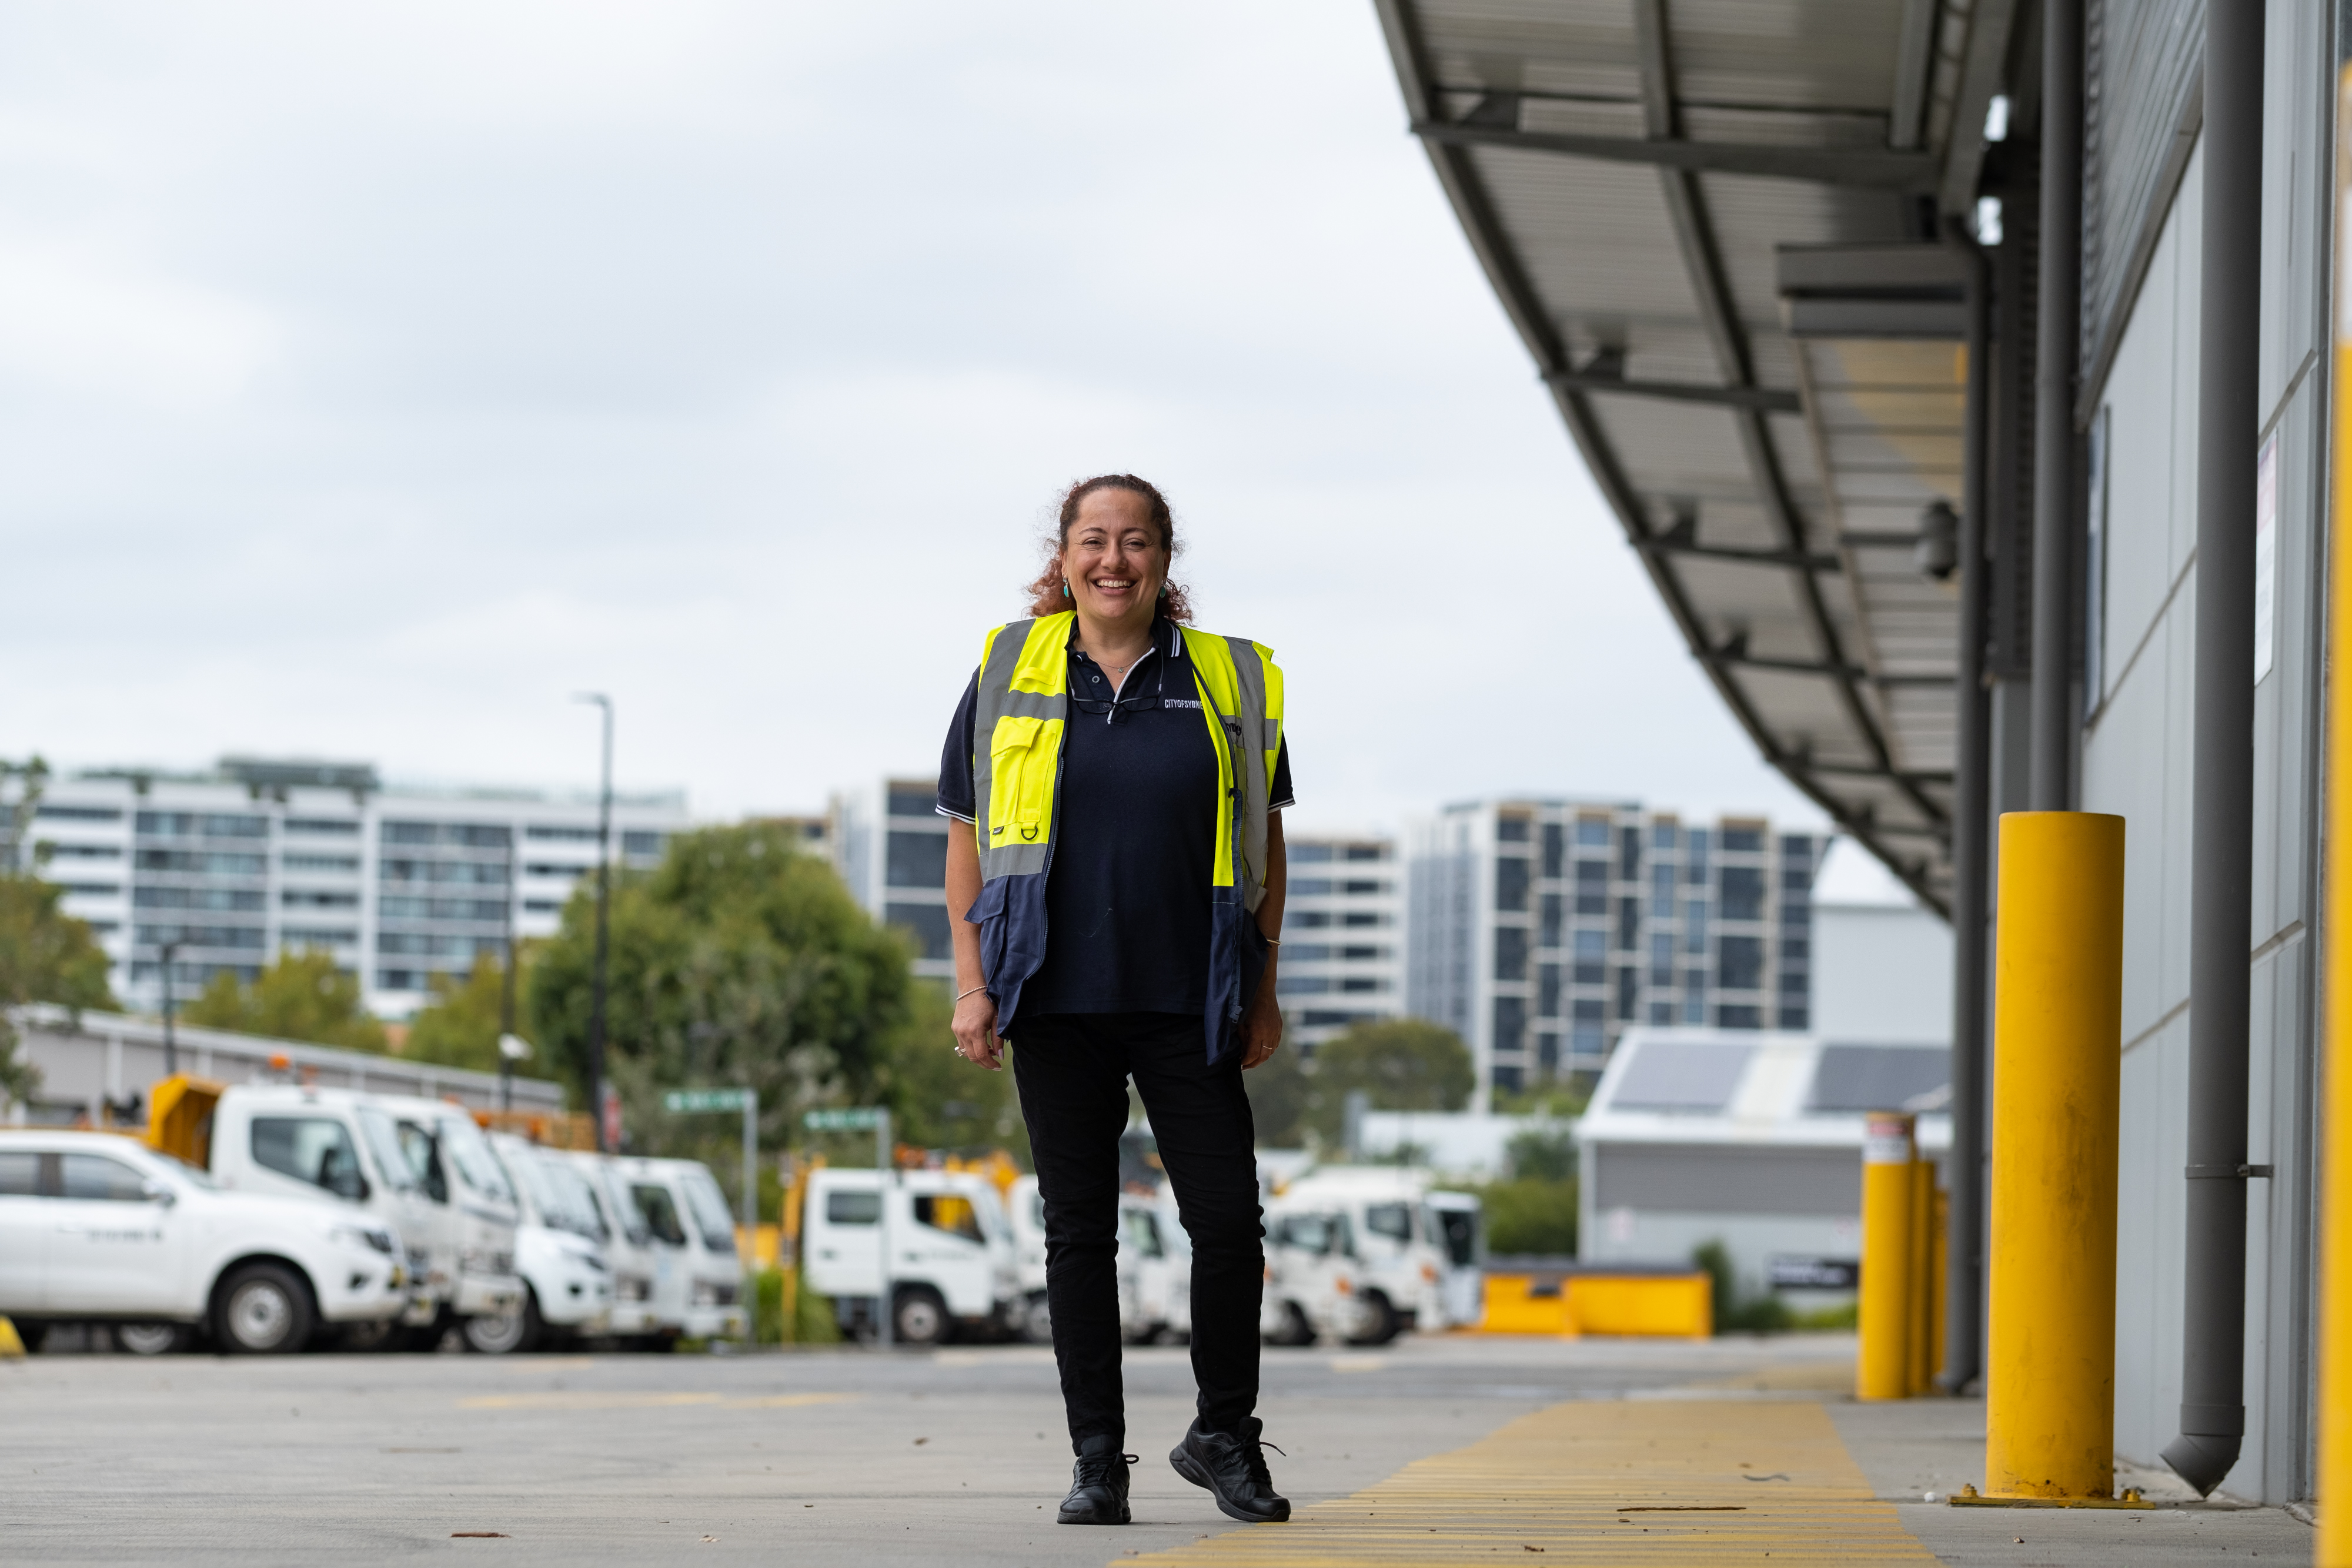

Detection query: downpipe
(2160, 0), (2264, 1499)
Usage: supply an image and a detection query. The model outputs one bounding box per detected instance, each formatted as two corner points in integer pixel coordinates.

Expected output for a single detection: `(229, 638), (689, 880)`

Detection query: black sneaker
(1169, 1417), (1290, 1523)
(1056, 1435), (1136, 1525)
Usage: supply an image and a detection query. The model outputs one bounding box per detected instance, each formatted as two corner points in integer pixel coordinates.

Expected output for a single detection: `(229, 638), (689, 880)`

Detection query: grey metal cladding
(1808, 1043), (1953, 1112)
(2082, 0), (2204, 393)
(1592, 1143), (1862, 1216)
(1609, 1041), (1755, 1111)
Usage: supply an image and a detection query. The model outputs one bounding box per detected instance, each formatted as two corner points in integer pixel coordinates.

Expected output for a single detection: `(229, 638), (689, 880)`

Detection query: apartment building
(833, 777), (953, 984)
(1275, 831), (1405, 1052)
(25, 757), (687, 1018)
(1406, 800), (1820, 1101)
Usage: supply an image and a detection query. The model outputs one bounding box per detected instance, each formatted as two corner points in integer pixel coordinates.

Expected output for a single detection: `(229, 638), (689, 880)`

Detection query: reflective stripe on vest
(971, 612), (1283, 909)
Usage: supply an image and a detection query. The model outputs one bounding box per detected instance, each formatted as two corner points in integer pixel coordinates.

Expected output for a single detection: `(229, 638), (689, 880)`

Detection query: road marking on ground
(1121, 1398), (1934, 1565)
(456, 1391), (861, 1412)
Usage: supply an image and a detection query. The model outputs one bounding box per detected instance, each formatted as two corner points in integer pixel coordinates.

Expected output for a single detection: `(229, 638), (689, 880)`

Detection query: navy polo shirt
(937, 618), (1294, 1018)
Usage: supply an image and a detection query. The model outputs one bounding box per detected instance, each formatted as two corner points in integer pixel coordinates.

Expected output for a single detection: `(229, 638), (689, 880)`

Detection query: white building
(25, 758), (687, 1019)
(1275, 831), (1405, 1052)
(1406, 800), (1824, 1103)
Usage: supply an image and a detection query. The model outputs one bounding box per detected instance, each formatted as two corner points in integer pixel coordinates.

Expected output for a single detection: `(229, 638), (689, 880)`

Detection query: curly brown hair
(1023, 474), (1194, 623)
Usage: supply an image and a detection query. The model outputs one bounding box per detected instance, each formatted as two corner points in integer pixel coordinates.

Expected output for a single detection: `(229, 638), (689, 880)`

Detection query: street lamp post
(574, 694), (615, 1151)
(159, 939), (185, 1078)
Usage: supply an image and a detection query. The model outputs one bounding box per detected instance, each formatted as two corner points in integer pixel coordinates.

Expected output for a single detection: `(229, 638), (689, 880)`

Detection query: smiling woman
(937, 473), (1294, 1531)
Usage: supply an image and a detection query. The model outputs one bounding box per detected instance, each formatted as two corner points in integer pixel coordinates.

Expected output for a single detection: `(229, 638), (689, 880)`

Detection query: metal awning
(1374, 0), (2006, 913)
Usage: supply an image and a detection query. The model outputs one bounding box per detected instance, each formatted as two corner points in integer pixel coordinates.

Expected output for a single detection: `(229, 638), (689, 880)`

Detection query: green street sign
(803, 1107), (886, 1132)
(665, 1088), (752, 1114)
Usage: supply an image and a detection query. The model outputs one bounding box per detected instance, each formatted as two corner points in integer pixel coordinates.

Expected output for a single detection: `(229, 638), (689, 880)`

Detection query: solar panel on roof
(1808, 1044), (1951, 1113)
(1609, 1041), (1755, 1113)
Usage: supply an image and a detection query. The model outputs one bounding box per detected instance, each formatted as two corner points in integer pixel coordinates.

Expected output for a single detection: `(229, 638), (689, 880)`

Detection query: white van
(1274, 1168), (1485, 1338)
(0, 1129), (406, 1353)
(563, 1151), (667, 1346)
(616, 1157), (746, 1343)
(802, 1167), (1018, 1345)
(473, 1135), (613, 1353)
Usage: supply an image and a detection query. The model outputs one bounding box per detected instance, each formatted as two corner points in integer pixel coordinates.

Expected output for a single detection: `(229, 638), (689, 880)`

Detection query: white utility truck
(1003, 1176), (1189, 1345)
(0, 1128), (407, 1353)
(803, 1166), (1018, 1345)
(616, 1156), (746, 1343)
(1272, 1168), (1485, 1338)
(476, 1134), (613, 1352)
(146, 1077), (523, 1347)
(564, 1150), (668, 1346)
(1260, 1207), (1378, 1345)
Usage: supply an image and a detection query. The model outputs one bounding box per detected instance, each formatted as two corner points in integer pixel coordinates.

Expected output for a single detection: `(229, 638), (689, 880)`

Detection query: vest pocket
(986, 714), (1059, 847)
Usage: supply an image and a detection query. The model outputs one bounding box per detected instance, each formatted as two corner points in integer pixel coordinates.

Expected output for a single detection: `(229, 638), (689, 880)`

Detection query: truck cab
(801, 1167), (1017, 1345)
(1261, 1206), (1377, 1345)
(1276, 1168), (1487, 1338)
(476, 1134), (613, 1353)
(564, 1151), (667, 1345)
(616, 1157), (746, 1343)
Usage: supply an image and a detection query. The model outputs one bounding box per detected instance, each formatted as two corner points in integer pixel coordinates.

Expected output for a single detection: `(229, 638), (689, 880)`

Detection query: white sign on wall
(2254, 433), (2278, 685)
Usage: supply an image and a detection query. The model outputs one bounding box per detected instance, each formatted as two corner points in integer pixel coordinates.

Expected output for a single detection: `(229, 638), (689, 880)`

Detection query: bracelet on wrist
(956, 983), (988, 1002)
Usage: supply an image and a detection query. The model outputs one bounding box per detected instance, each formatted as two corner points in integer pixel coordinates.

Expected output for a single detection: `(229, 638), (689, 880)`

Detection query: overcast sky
(0, 2), (1825, 842)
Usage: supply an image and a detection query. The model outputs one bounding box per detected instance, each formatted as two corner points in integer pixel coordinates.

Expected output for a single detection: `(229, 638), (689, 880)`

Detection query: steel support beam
(1541, 366), (1802, 413)
(1941, 223), (1993, 1395)
(2164, 0), (2265, 1499)
(2027, 0), (2083, 810)
(1412, 116), (1938, 190)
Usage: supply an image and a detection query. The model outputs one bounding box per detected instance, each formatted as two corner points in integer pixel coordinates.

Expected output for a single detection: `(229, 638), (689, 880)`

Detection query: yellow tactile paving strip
(1125, 1399), (1934, 1566)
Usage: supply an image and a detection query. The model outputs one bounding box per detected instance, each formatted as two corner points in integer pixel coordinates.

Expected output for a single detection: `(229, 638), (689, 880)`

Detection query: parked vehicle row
(0, 1073), (746, 1354)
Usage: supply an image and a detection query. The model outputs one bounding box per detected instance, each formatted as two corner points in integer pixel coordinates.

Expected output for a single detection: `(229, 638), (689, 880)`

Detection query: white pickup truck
(802, 1167), (1019, 1345)
(0, 1129), (407, 1353)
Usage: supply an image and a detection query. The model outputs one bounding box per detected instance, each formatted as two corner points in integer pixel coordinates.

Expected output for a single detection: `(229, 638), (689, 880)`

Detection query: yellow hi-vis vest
(964, 611), (1284, 1060)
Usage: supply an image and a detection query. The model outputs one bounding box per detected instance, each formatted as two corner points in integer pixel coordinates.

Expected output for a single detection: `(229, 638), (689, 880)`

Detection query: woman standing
(938, 474), (1292, 1527)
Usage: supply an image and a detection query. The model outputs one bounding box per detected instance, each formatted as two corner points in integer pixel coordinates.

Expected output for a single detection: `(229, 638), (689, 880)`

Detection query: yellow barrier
(0, 1316), (23, 1359)
(1986, 811), (2125, 1499)
(1857, 1112), (1916, 1399)
(1480, 1272), (1711, 1339)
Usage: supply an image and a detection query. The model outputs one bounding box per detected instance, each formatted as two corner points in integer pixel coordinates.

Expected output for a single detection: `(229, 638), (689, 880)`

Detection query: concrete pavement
(0, 1332), (2314, 1566)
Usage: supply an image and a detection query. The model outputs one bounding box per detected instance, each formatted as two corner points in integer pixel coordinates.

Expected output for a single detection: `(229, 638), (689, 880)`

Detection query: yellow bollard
(1986, 811), (2125, 1499)
(1930, 1183), (1949, 1388)
(1907, 1156), (1935, 1395)
(0, 1316), (23, 1359)
(1857, 1111), (1916, 1400)
(2315, 60), (2352, 1564)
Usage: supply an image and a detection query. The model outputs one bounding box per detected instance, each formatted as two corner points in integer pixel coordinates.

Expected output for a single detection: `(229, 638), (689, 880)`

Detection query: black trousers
(1009, 1012), (1263, 1451)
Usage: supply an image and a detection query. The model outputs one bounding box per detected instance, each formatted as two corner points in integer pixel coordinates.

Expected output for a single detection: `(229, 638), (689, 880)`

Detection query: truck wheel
(114, 1322), (190, 1356)
(891, 1286), (949, 1346)
(462, 1292), (539, 1355)
(1345, 1290), (1401, 1348)
(215, 1263), (314, 1355)
(1267, 1301), (1315, 1346)
(1020, 1292), (1054, 1345)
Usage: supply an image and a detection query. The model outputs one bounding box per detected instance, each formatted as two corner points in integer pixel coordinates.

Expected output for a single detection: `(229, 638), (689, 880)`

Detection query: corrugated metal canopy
(1376, 0), (1990, 912)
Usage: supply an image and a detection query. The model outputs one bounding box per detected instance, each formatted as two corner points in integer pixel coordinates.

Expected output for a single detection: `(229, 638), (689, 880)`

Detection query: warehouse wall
(2074, 1), (2329, 1502)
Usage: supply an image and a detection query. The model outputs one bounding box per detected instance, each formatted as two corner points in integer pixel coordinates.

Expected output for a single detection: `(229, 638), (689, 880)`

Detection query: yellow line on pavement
(1124, 1399), (1933, 1565)
(457, 1391), (858, 1412)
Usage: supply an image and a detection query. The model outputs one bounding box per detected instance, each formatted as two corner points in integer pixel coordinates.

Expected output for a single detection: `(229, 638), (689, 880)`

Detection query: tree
(182, 948), (389, 1053)
(402, 952), (513, 1075)
(1299, 1017), (1475, 1144)
(0, 756), (121, 1104)
(1242, 1031), (1312, 1147)
(0, 873), (119, 1103)
(526, 821), (1015, 1172)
